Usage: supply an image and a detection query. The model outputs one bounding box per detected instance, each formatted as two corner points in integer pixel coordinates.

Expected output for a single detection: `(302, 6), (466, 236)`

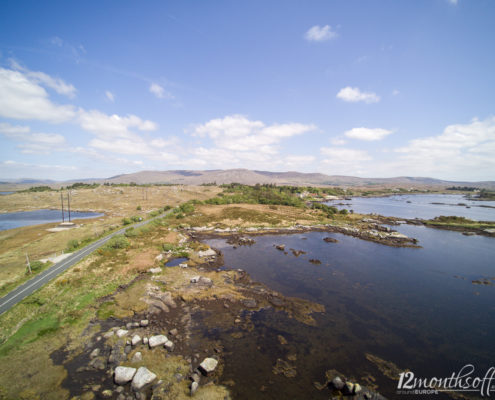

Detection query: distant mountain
(1, 169), (494, 189)
(97, 169), (495, 189)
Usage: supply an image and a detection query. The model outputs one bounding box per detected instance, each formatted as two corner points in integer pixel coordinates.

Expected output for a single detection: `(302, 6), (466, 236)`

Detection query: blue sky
(0, 0), (494, 181)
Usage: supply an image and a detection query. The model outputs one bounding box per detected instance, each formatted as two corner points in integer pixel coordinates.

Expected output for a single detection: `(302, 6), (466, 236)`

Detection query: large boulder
(198, 249), (216, 258)
(116, 329), (128, 338)
(198, 358), (218, 375)
(148, 335), (168, 348)
(114, 366), (137, 385)
(131, 367), (157, 391)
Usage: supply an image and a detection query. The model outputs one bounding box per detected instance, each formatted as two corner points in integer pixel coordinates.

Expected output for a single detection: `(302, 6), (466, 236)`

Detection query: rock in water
(148, 335), (168, 348)
(198, 357), (218, 375)
(331, 376), (344, 390)
(132, 367), (157, 391)
(114, 366), (137, 385)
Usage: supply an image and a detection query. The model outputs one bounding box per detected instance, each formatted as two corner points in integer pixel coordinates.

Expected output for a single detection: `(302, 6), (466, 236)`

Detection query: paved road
(0, 213), (168, 315)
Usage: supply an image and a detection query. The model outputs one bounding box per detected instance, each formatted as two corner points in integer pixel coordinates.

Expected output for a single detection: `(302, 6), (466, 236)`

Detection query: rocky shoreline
(186, 222), (421, 248)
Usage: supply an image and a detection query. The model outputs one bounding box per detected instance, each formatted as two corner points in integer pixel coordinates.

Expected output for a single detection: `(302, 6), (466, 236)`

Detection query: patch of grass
(424, 215), (495, 229)
(0, 315), (60, 357)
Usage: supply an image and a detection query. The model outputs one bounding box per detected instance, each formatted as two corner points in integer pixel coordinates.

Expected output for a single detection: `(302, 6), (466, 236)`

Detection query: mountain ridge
(2, 169), (494, 189)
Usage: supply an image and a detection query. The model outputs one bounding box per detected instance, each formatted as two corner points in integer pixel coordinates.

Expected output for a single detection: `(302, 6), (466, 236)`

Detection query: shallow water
(0, 209), (103, 231)
(205, 225), (495, 399)
(0, 191), (14, 196)
(165, 257), (188, 267)
(326, 194), (495, 221)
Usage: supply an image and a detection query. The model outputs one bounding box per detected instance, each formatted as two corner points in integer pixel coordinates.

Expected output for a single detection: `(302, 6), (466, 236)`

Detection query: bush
(29, 261), (46, 272)
(136, 205), (142, 210)
(162, 243), (174, 252)
(65, 239), (80, 252)
(130, 215), (141, 222)
(124, 227), (137, 237)
(104, 235), (130, 250)
(339, 209), (348, 215)
(122, 218), (132, 225)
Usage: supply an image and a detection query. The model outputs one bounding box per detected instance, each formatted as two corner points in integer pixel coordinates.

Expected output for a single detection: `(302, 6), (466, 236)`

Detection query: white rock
(191, 381), (199, 395)
(179, 263), (188, 268)
(198, 249), (216, 258)
(132, 352), (143, 362)
(199, 357), (218, 375)
(142, 337), (149, 345)
(140, 319), (149, 327)
(148, 335), (168, 348)
(131, 335), (141, 346)
(190, 276), (200, 283)
(103, 331), (114, 338)
(149, 267), (162, 274)
(131, 367), (157, 391)
(90, 348), (100, 358)
(164, 340), (174, 351)
(155, 254), (164, 262)
(116, 329), (128, 338)
(114, 366), (137, 385)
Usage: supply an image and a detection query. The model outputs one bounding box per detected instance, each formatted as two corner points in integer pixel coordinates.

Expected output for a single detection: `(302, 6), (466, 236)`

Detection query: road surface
(0, 213), (168, 315)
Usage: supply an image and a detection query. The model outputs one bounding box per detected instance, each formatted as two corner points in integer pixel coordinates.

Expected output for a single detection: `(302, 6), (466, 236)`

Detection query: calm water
(0, 192), (14, 196)
(204, 223), (495, 398)
(326, 194), (495, 221)
(0, 209), (103, 231)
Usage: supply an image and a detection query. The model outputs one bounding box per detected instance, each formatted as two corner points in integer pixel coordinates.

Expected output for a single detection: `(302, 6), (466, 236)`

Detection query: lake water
(0, 192), (15, 196)
(326, 194), (495, 221)
(0, 209), (103, 231)
(202, 199), (495, 399)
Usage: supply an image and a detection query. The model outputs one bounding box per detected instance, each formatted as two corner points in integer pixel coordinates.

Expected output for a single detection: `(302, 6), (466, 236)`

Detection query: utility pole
(26, 253), (31, 274)
(61, 192), (65, 222)
(67, 190), (71, 222)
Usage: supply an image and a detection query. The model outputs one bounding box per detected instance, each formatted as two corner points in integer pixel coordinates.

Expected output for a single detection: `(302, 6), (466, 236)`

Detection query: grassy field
(0, 185), (221, 215)
(0, 185), (220, 297)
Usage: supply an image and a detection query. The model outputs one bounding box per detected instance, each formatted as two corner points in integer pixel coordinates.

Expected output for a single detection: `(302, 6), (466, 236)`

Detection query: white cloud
(9, 60), (77, 98)
(392, 89), (400, 96)
(344, 127), (393, 141)
(192, 114), (315, 154)
(0, 67), (76, 122)
(330, 137), (347, 146)
(284, 155), (316, 167)
(321, 147), (371, 161)
(105, 90), (115, 102)
(320, 147), (372, 175)
(149, 83), (174, 99)
(389, 117), (495, 180)
(0, 122), (66, 154)
(78, 110), (157, 139)
(89, 138), (152, 155)
(185, 115), (316, 169)
(305, 25), (338, 42)
(336, 86), (380, 104)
